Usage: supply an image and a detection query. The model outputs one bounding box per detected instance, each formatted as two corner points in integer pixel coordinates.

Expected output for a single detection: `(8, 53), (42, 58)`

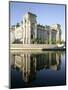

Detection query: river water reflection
(10, 50), (66, 88)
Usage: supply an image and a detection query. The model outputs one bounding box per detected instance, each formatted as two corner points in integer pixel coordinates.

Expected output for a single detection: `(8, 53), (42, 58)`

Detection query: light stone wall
(23, 12), (37, 44)
(23, 14), (31, 44)
(10, 12), (61, 44)
(10, 28), (15, 44)
(15, 27), (23, 40)
(37, 26), (48, 43)
(50, 24), (61, 43)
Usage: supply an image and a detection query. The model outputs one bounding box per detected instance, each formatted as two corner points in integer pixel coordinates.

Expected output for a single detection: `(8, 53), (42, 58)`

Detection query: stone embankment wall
(10, 44), (57, 50)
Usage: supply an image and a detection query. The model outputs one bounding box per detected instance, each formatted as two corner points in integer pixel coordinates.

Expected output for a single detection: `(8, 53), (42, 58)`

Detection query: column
(34, 22), (37, 39)
(48, 29), (51, 44)
(28, 21), (31, 44)
(56, 30), (59, 43)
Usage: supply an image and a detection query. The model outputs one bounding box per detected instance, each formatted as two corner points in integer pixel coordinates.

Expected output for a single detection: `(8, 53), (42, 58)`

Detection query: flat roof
(28, 12), (37, 17)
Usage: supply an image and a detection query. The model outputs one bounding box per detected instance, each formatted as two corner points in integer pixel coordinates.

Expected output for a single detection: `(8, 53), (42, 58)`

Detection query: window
(25, 19), (26, 23)
(31, 34), (33, 39)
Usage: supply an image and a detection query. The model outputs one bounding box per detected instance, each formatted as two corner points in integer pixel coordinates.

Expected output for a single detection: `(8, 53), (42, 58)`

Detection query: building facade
(10, 12), (61, 44)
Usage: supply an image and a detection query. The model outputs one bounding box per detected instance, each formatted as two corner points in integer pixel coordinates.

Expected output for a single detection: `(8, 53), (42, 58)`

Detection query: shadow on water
(9, 50), (66, 88)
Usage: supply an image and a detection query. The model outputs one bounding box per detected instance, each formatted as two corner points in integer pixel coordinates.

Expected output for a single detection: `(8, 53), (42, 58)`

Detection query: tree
(60, 40), (65, 44)
(48, 40), (52, 44)
(11, 25), (15, 29)
(51, 39), (56, 44)
(21, 21), (23, 24)
(16, 22), (20, 27)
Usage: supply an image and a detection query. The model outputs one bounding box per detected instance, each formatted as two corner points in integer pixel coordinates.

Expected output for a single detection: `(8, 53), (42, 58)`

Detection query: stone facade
(10, 12), (61, 44)
(10, 27), (15, 44)
(23, 12), (37, 44)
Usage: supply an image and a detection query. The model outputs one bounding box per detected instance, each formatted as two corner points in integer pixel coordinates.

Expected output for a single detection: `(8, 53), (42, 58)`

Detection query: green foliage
(31, 38), (45, 44)
(56, 40), (64, 44)
(16, 22), (20, 27)
(51, 40), (56, 44)
(31, 38), (64, 44)
(60, 40), (64, 44)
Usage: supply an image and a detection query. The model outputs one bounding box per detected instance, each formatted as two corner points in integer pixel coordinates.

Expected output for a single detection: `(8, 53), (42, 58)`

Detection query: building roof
(37, 24), (45, 28)
(28, 12), (37, 17)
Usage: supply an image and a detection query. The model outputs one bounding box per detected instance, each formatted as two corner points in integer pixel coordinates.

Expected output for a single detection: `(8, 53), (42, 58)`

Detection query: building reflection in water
(10, 51), (61, 83)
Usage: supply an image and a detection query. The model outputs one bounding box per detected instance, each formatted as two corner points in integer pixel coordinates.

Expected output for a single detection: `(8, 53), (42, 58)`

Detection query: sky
(9, 1), (66, 41)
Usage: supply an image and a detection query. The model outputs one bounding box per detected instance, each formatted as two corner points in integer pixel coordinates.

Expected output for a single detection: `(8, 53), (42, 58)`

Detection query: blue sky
(10, 1), (66, 41)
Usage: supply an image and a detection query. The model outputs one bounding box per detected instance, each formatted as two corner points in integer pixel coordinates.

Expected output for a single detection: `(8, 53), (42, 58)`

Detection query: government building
(10, 12), (61, 44)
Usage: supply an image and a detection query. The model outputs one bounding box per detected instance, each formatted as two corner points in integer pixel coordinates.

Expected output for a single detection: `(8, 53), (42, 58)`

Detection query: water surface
(10, 50), (66, 88)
